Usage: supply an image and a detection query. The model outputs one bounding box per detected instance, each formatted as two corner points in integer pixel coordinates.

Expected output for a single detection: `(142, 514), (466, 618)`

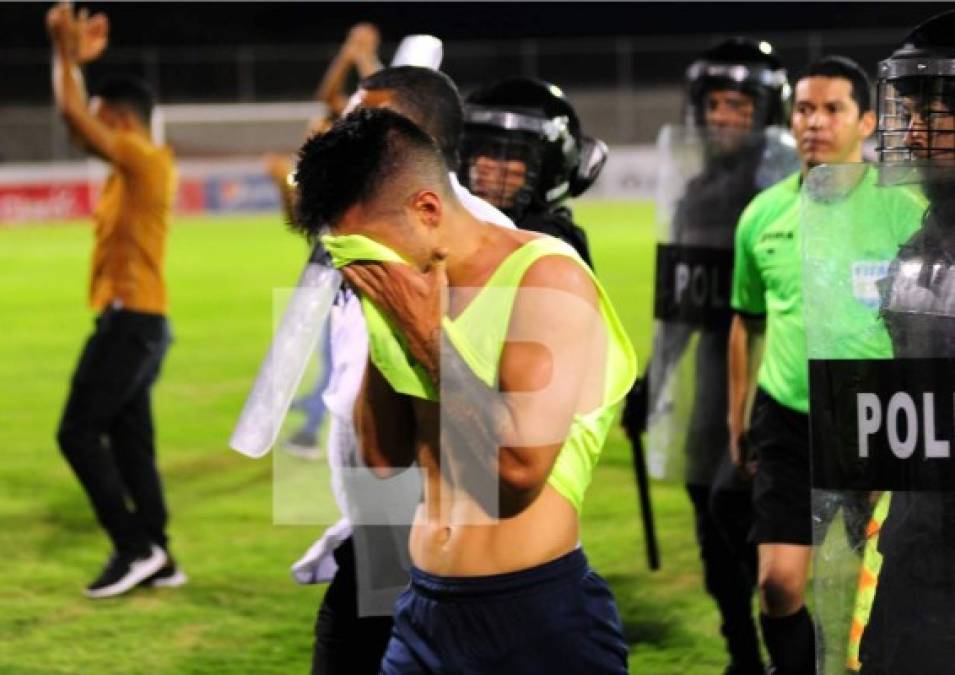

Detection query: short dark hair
(93, 75), (155, 125)
(293, 107), (448, 240)
(360, 66), (462, 168)
(796, 56), (872, 114)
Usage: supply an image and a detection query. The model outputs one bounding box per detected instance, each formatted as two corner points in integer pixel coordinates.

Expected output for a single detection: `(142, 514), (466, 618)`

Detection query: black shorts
(380, 548), (628, 674)
(748, 389), (812, 546)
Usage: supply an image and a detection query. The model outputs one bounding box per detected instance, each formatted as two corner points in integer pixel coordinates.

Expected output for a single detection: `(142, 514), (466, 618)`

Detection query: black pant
(312, 536), (395, 675)
(56, 307), (171, 556)
(689, 456), (762, 672)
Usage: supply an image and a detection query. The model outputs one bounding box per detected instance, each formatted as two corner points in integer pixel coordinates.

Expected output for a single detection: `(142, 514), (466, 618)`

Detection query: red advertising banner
(0, 183), (92, 223)
(0, 179), (207, 224)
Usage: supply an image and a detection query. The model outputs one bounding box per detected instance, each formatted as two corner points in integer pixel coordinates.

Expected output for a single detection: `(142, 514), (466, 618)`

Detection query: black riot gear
(459, 78), (607, 224)
(685, 37), (790, 130)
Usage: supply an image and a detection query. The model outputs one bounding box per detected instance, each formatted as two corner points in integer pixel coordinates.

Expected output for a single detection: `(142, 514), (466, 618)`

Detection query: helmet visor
(459, 129), (541, 216)
(878, 75), (955, 163)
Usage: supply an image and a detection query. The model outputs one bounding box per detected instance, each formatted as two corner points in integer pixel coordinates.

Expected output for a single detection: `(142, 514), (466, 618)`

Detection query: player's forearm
(727, 314), (751, 438)
(51, 44), (87, 120)
(353, 53), (382, 79)
(315, 51), (356, 115)
(355, 361), (417, 476)
(439, 337), (559, 515)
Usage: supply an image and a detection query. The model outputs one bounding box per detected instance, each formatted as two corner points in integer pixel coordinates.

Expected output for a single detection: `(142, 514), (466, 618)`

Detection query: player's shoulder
(114, 131), (172, 164)
(738, 171), (801, 237)
(519, 236), (597, 305)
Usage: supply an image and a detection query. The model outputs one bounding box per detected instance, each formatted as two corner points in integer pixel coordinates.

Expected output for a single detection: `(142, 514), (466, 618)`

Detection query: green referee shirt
(731, 166), (926, 413)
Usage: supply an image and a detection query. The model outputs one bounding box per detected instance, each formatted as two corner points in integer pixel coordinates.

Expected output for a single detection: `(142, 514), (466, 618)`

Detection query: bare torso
(407, 224), (580, 576)
(408, 398), (579, 576)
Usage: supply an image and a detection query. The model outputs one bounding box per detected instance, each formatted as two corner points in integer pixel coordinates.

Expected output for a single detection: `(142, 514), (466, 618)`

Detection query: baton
(629, 433), (661, 570)
(230, 245), (341, 458)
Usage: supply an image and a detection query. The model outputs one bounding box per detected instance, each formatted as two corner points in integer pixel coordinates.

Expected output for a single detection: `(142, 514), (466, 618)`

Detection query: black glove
(622, 376), (649, 440)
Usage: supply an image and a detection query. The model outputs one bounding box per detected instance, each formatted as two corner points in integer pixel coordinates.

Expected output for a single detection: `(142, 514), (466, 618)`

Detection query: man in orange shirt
(47, 3), (182, 598)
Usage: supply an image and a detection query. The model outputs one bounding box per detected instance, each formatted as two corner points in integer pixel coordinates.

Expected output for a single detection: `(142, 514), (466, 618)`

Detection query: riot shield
(647, 124), (797, 481)
(801, 162), (955, 674)
(231, 249), (341, 458)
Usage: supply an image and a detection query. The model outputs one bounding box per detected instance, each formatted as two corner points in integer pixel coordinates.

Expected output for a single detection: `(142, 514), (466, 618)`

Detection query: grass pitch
(0, 202), (731, 674)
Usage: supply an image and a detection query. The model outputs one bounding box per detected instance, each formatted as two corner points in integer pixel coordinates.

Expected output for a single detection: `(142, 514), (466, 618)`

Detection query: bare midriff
(406, 398), (579, 577)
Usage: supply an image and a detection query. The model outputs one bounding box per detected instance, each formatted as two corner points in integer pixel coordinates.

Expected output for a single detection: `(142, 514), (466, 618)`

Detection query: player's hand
(346, 23), (380, 58)
(74, 7), (109, 64)
(46, 2), (74, 48)
(730, 430), (757, 478)
(341, 248), (449, 379)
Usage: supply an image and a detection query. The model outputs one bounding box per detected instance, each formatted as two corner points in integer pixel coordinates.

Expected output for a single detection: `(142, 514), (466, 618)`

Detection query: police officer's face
(902, 98), (955, 161)
(792, 76), (875, 169)
(468, 156), (527, 209)
(704, 90), (756, 131)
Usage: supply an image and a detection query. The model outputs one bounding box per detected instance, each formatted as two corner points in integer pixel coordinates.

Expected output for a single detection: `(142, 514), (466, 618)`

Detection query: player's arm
(315, 23), (381, 117)
(47, 4), (122, 163)
(263, 154), (297, 226)
(354, 356), (417, 476)
(728, 312), (764, 466)
(343, 253), (599, 516)
(727, 205), (766, 470)
(490, 256), (600, 511)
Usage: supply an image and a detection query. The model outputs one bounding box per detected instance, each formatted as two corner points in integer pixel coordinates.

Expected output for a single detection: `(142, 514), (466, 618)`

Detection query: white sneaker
(84, 545), (168, 599)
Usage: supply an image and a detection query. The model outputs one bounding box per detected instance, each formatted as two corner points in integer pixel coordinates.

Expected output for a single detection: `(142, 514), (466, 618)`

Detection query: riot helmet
(877, 10), (955, 164)
(459, 77), (607, 221)
(685, 37), (790, 131)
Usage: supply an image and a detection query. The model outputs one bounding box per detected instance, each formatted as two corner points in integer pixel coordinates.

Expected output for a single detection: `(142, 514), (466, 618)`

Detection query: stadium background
(0, 3), (944, 673)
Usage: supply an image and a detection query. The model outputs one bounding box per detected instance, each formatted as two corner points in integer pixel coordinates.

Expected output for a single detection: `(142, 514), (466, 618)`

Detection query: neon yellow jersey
(731, 168), (926, 413)
(322, 233), (638, 512)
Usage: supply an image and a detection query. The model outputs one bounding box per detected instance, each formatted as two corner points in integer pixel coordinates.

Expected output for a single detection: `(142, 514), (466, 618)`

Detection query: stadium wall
(0, 148), (657, 225)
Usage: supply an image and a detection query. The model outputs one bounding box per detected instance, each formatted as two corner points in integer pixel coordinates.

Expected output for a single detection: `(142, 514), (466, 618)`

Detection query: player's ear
(410, 189), (443, 230)
(859, 109), (877, 139)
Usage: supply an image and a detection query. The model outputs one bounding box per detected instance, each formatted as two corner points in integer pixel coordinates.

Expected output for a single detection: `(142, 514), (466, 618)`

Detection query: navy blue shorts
(379, 548), (629, 674)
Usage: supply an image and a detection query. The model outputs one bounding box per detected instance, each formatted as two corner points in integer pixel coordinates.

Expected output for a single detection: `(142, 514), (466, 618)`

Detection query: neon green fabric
(323, 234), (437, 399)
(321, 232), (638, 512)
(801, 168), (926, 362)
(731, 168), (926, 413)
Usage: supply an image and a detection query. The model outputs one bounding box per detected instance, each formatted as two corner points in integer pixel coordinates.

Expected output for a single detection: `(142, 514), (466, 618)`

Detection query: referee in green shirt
(729, 57), (877, 675)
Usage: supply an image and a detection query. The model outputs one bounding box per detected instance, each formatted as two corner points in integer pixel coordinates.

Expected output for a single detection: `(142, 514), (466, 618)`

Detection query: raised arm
(47, 3), (121, 163)
(315, 23), (382, 117)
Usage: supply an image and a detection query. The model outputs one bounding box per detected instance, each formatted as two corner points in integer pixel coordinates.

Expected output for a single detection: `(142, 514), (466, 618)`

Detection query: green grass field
(0, 202), (732, 674)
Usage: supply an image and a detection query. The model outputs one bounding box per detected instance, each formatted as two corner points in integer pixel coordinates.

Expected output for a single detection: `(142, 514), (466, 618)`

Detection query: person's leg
(312, 537), (395, 675)
(109, 316), (171, 549)
(748, 391), (816, 674)
(710, 454), (758, 581)
(378, 585), (431, 675)
(690, 481), (763, 674)
(57, 313), (152, 556)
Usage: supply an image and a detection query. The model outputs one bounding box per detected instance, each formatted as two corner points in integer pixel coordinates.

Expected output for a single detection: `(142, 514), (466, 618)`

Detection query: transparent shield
(801, 162), (955, 673)
(230, 262), (341, 458)
(648, 124), (797, 481)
